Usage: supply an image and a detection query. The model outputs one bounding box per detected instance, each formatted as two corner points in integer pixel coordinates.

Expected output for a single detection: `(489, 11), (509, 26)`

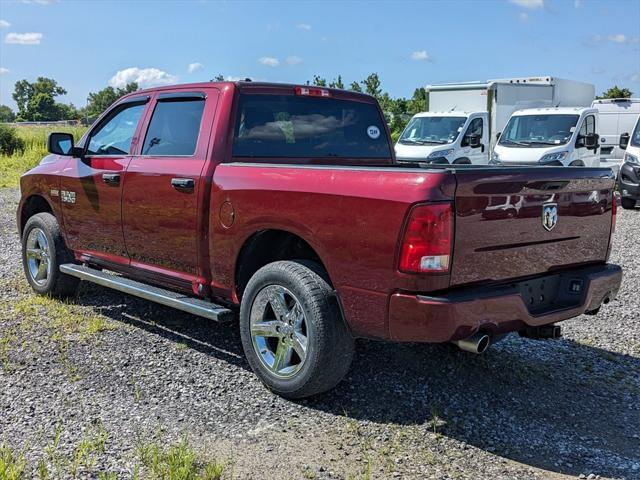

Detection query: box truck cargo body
(395, 76), (595, 165)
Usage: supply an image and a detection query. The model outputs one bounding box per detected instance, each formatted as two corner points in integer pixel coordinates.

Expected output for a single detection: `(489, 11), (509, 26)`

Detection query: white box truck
(592, 98), (640, 174)
(395, 76), (595, 165)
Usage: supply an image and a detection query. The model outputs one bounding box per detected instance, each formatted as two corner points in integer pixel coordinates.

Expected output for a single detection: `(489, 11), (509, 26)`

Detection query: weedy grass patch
(0, 125), (86, 188)
(0, 444), (28, 480)
(136, 437), (226, 480)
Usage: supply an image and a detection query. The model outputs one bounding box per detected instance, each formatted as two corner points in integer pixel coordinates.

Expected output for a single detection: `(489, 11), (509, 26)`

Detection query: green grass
(0, 444), (27, 480)
(0, 125), (87, 188)
(136, 438), (226, 480)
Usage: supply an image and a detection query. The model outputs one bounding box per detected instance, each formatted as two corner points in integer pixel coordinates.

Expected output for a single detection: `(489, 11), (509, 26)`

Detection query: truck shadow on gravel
(77, 287), (639, 479)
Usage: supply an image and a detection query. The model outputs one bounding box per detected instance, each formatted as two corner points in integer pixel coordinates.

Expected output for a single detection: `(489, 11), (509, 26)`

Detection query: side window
(87, 103), (145, 156)
(142, 98), (205, 156)
(461, 118), (483, 146)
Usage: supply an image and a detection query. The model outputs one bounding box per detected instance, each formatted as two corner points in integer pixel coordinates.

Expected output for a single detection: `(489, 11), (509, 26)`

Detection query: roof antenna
(450, 105), (457, 111)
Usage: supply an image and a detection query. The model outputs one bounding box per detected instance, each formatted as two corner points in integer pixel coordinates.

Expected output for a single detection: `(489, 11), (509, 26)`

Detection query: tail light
(294, 86), (330, 97)
(398, 203), (453, 274)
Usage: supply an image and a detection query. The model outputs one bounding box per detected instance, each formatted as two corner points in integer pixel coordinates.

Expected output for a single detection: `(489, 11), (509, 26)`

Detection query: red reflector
(399, 203), (453, 274)
(295, 86), (330, 97)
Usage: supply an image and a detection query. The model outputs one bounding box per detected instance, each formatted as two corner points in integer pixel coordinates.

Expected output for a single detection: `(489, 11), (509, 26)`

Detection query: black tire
(569, 160), (585, 166)
(21, 212), (79, 297)
(452, 157), (471, 165)
(239, 260), (354, 399)
(621, 198), (637, 209)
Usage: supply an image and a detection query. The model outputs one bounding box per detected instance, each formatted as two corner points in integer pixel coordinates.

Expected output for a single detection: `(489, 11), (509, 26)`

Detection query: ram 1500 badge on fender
(17, 82), (622, 398)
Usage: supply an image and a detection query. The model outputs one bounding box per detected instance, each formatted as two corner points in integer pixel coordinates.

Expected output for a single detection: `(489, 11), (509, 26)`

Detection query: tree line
(0, 75), (634, 140)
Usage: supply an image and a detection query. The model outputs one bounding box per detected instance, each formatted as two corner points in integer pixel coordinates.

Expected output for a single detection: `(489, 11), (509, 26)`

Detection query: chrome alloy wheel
(25, 227), (51, 287)
(250, 285), (309, 378)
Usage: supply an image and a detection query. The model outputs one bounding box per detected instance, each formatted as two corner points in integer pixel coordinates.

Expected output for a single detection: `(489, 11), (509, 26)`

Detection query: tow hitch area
(519, 324), (562, 340)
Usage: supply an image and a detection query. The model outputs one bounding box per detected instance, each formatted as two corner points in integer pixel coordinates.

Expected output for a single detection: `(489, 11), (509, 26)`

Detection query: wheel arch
(19, 194), (55, 237)
(452, 157), (472, 165)
(234, 229), (332, 301)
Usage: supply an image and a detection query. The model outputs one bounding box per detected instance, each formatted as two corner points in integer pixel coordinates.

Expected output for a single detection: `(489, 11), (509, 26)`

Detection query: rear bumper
(619, 162), (640, 199)
(388, 263), (622, 342)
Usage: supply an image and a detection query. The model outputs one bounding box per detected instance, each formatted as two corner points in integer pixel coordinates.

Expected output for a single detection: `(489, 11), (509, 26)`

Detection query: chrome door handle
(102, 173), (120, 185)
(171, 177), (195, 192)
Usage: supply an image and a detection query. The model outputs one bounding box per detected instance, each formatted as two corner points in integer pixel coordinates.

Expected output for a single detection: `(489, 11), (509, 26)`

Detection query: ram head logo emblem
(542, 203), (558, 231)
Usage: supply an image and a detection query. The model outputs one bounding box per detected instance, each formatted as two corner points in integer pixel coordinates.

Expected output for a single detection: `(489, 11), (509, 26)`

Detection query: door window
(142, 98), (206, 156)
(87, 103), (146, 155)
(461, 117), (483, 147)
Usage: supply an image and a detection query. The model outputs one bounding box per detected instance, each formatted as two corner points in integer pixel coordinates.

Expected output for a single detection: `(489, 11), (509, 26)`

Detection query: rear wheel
(239, 260), (354, 399)
(21, 213), (79, 297)
(621, 197), (637, 209)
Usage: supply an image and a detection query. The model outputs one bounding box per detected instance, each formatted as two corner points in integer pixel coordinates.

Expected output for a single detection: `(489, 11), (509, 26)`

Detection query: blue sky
(0, 0), (639, 110)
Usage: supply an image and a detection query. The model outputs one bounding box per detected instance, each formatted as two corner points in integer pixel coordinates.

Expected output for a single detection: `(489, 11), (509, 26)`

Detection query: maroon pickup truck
(17, 82), (622, 398)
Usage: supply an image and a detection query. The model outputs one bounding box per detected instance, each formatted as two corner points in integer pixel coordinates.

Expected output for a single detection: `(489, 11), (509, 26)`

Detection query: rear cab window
(231, 90), (393, 165)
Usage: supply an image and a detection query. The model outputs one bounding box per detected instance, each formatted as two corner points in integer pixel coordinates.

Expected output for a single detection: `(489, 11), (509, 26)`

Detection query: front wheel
(21, 212), (79, 297)
(621, 197), (637, 209)
(239, 261), (354, 399)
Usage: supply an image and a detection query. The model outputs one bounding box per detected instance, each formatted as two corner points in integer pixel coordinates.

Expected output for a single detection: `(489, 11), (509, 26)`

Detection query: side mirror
(496, 132), (502, 140)
(467, 134), (481, 148)
(619, 132), (630, 150)
(47, 132), (82, 157)
(584, 132), (599, 150)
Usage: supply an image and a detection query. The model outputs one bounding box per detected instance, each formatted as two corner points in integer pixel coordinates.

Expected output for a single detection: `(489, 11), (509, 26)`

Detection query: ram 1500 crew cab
(18, 82), (622, 398)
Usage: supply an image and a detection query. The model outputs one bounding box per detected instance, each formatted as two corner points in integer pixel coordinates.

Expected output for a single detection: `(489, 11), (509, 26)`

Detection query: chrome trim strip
(60, 264), (233, 322)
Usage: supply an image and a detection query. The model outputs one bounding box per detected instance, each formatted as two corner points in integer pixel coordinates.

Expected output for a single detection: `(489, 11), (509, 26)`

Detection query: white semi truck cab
(491, 107), (600, 167)
(395, 111), (488, 164)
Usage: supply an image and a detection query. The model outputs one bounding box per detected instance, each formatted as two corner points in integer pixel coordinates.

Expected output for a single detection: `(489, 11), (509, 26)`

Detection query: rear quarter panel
(210, 164), (455, 338)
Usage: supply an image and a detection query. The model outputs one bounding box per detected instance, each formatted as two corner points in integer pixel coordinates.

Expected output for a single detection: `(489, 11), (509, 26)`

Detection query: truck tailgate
(451, 167), (615, 286)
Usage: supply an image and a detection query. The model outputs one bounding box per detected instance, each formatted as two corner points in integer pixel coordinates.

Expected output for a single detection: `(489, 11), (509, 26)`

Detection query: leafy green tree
(598, 86), (633, 99)
(12, 77), (78, 121)
(312, 75), (327, 87)
(329, 75), (344, 90)
(0, 105), (16, 122)
(212, 74), (225, 81)
(360, 73), (382, 98)
(85, 82), (138, 119)
(349, 81), (362, 92)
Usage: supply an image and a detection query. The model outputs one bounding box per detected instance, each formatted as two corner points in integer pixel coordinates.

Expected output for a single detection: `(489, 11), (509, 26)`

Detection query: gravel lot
(1, 186), (639, 479)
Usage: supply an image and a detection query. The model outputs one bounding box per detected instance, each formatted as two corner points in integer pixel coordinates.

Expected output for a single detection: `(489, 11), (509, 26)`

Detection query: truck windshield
(232, 94), (392, 162)
(398, 116), (466, 145)
(631, 119), (640, 148)
(499, 114), (579, 147)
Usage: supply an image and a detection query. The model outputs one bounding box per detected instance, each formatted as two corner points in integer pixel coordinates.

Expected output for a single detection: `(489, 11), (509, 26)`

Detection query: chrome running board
(59, 263), (234, 323)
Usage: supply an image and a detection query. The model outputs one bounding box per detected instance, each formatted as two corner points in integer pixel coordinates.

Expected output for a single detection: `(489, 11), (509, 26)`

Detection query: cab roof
(511, 106), (596, 116)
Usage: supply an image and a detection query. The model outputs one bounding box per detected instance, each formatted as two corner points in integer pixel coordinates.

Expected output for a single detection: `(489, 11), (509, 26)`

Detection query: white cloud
(109, 67), (177, 88)
(0, 20), (10, 28)
(630, 73), (640, 83)
(285, 56), (302, 65)
(4, 32), (42, 45)
(21, 0), (58, 4)
(0, 67), (9, 75)
(187, 62), (203, 74)
(518, 12), (529, 21)
(258, 56), (279, 67)
(510, 0), (544, 9)
(410, 50), (430, 61)
(574, 0), (583, 7)
(608, 34), (628, 43)
(296, 23), (311, 31)
(591, 67), (605, 74)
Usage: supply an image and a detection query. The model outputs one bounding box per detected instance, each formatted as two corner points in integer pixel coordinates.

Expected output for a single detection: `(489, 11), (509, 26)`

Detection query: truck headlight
(624, 152), (639, 164)
(427, 149), (454, 160)
(539, 151), (568, 164)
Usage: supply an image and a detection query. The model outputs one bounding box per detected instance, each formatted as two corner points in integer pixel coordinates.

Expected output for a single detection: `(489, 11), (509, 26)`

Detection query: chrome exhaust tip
(452, 332), (491, 354)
